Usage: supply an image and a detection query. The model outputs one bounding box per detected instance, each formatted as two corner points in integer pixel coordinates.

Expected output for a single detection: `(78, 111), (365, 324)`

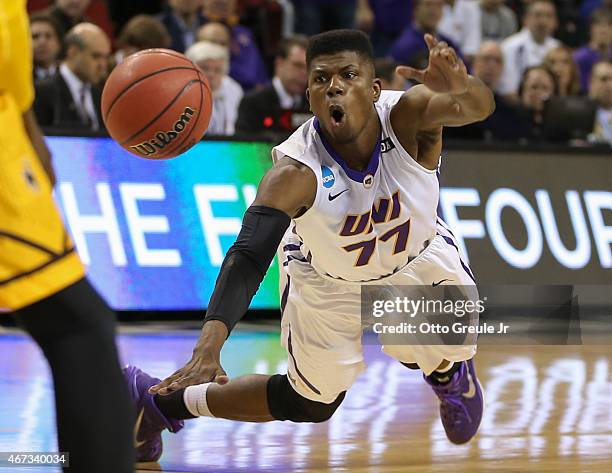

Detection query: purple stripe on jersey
(282, 255), (308, 267)
(437, 217), (456, 237)
(287, 324), (322, 395)
(280, 275), (290, 316)
(441, 234), (458, 251)
(441, 235), (476, 284)
(460, 260), (476, 284)
(283, 243), (302, 252)
(313, 118), (381, 183)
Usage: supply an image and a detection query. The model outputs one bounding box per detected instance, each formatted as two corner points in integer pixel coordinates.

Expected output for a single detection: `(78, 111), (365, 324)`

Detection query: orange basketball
(101, 49), (212, 160)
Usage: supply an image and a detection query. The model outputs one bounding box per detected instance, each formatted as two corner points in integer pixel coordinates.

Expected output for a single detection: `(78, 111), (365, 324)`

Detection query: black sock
(429, 361), (462, 384)
(154, 389), (197, 420)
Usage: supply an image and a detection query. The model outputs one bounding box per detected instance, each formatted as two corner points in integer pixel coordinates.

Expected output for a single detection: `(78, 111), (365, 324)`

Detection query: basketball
(101, 49), (212, 160)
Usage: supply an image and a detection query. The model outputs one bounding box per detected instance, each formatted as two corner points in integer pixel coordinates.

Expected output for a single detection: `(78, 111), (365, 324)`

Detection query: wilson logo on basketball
(131, 107), (196, 157)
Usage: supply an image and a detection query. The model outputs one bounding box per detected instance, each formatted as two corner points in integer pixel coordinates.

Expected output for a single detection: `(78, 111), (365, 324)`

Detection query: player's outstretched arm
(394, 34), (495, 130)
(150, 158), (316, 395)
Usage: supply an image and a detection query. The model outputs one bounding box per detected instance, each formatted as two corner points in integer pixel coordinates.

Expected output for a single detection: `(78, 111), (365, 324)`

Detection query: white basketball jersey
(272, 91), (439, 282)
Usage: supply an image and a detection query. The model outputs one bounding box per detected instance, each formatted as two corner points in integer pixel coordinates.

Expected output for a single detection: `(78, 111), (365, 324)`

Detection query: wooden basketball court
(1, 326), (610, 472)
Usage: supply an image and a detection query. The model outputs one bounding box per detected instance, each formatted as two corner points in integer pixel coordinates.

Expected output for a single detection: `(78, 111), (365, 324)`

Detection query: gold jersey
(0, 0), (84, 311)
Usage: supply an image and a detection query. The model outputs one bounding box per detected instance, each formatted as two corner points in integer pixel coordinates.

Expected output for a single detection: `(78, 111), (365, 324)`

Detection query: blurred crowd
(28, 0), (612, 146)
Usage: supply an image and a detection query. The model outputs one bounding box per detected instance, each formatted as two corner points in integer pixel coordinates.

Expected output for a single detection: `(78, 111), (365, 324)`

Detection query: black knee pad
(266, 374), (345, 423)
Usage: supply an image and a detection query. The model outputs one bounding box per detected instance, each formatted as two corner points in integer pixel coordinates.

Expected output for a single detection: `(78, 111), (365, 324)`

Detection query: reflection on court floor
(1, 328), (611, 472)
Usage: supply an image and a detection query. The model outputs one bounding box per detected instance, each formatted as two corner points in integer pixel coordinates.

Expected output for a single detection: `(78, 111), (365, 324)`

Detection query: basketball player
(0, 2), (133, 472)
(124, 30), (495, 461)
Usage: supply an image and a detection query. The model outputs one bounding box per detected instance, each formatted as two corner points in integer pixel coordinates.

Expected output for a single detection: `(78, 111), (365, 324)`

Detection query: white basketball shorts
(277, 225), (478, 403)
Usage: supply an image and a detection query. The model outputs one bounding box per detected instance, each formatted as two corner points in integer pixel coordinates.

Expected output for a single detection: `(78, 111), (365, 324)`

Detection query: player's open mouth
(329, 105), (346, 127)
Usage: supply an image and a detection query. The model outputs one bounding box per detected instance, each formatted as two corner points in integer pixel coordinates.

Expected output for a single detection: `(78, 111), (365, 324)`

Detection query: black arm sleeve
(204, 205), (291, 335)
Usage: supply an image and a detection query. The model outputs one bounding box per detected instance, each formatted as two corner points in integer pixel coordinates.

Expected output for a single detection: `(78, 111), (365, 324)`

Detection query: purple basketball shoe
(123, 365), (184, 462)
(425, 359), (484, 444)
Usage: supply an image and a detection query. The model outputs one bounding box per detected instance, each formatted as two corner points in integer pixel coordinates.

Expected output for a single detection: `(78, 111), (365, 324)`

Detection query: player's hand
(149, 321), (230, 395)
(396, 34), (468, 95)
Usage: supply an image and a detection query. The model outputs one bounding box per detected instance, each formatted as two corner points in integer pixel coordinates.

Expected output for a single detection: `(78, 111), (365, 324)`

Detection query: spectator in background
(543, 46), (581, 97)
(30, 13), (62, 81)
(574, 9), (612, 93)
(446, 41), (526, 141)
(498, 0), (559, 98)
(356, 0), (413, 57)
(236, 35), (309, 136)
(374, 58), (406, 90)
(479, 0), (518, 42)
(157, 0), (205, 53)
(517, 65), (558, 140)
(186, 41), (243, 136)
(201, 0), (269, 91)
(588, 60), (612, 144)
(438, 0), (482, 62)
(34, 23), (110, 132)
(292, 0), (356, 36)
(43, 0), (91, 38)
(197, 21), (232, 48)
(115, 15), (171, 64)
(390, 0), (462, 70)
(472, 41), (504, 92)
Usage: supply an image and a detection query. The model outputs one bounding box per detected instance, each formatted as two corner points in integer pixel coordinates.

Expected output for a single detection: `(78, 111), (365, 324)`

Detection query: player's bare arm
(390, 34), (495, 170)
(150, 159), (316, 395)
(253, 157), (318, 218)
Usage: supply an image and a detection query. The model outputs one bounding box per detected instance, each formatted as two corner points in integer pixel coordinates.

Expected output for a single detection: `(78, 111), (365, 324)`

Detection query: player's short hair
(306, 29), (374, 71)
(276, 34), (309, 60)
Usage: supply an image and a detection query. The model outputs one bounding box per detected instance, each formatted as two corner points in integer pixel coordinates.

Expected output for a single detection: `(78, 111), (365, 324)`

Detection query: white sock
(183, 383), (215, 417)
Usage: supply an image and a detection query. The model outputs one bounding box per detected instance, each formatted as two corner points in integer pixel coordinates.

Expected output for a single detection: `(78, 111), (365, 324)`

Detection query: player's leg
(13, 278), (133, 473)
(124, 368), (347, 462)
(381, 232), (484, 444)
(125, 262), (363, 461)
(128, 369), (345, 423)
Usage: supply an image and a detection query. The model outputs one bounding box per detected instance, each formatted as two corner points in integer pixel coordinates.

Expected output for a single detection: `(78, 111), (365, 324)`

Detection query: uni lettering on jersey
(339, 191), (401, 237)
(338, 190), (411, 267)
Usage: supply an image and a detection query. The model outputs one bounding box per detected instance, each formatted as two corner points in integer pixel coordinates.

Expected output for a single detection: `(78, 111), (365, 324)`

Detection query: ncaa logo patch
(321, 166), (335, 188)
